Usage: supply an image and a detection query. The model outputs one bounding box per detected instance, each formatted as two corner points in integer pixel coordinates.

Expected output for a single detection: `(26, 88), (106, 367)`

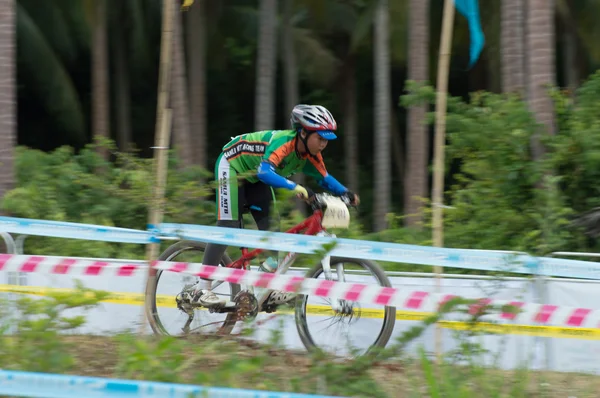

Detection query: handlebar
(309, 192), (356, 211)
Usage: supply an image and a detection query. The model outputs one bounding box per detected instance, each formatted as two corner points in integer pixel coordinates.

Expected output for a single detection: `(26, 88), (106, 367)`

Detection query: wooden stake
(432, 0), (456, 362)
(139, 0), (175, 335)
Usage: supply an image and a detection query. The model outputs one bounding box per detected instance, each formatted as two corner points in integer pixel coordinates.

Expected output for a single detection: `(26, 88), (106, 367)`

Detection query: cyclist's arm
(318, 174), (348, 196)
(256, 135), (300, 190)
(303, 156), (349, 196)
(256, 160), (297, 190)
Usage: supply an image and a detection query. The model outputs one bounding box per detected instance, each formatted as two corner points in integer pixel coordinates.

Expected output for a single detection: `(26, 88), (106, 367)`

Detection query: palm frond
(17, 3), (85, 144)
(349, 0), (377, 53)
(52, 0), (91, 56)
(572, 207), (600, 237)
(293, 27), (340, 86)
(18, 0), (79, 67)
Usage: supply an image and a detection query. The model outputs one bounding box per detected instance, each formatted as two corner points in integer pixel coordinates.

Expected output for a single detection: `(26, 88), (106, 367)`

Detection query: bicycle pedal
(262, 304), (278, 313)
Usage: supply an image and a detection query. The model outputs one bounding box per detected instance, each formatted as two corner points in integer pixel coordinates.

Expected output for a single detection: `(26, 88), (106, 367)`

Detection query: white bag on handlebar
(320, 195), (351, 229)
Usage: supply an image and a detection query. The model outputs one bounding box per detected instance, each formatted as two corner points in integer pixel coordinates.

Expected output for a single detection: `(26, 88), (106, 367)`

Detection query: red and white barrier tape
(1, 253), (599, 328)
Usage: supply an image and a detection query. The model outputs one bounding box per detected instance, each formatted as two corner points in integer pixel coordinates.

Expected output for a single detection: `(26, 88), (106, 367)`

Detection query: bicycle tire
(294, 257), (396, 356)
(145, 240), (241, 336)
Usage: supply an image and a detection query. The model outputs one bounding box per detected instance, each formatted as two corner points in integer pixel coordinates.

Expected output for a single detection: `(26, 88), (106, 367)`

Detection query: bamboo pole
(432, 0), (456, 361)
(139, 0), (175, 335)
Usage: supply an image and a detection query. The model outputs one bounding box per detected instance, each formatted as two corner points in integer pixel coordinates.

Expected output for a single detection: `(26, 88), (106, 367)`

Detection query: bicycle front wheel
(145, 240), (241, 337)
(294, 257), (396, 358)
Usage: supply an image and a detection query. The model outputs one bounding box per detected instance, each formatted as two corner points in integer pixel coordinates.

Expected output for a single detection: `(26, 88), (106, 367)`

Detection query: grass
(2, 283), (600, 397)
(56, 334), (600, 398)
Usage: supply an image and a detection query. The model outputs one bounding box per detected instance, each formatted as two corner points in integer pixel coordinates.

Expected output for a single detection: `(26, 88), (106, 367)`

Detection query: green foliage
(442, 90), (546, 252)
(9, 71), (600, 269)
(0, 138), (371, 263)
(1, 142), (216, 258)
(0, 281), (108, 373)
(549, 70), (600, 212)
(400, 71), (600, 259)
(414, 345), (532, 398)
(0, 285), (597, 396)
(115, 334), (196, 383)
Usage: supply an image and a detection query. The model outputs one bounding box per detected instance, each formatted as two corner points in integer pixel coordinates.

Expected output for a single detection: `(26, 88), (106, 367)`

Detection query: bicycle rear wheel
(145, 240), (241, 336)
(294, 257), (396, 358)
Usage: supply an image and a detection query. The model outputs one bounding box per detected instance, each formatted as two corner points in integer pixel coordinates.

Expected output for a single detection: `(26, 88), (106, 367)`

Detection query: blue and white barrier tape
(157, 223), (600, 281)
(0, 370), (341, 398)
(1, 215), (600, 281)
(0, 216), (156, 244)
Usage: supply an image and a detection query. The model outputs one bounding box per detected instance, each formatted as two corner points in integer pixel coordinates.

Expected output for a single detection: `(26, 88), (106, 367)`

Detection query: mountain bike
(145, 193), (396, 357)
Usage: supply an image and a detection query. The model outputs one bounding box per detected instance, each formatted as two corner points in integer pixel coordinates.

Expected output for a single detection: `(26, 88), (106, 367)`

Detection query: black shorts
(215, 153), (273, 231)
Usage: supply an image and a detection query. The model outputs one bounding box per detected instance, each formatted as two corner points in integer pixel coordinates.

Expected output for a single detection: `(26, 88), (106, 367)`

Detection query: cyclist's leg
(246, 182), (294, 304)
(194, 153), (244, 306)
(245, 181), (272, 232)
(247, 184), (282, 272)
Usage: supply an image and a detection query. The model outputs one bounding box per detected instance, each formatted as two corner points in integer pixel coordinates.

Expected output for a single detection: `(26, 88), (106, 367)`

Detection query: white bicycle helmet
(290, 104), (337, 140)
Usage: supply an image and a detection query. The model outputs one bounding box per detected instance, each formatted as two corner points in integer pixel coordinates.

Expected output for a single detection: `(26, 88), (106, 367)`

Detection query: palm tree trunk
(114, 0), (132, 152)
(557, 1), (579, 92)
(527, 0), (556, 162)
(282, 0), (306, 215)
(562, 27), (578, 91)
(485, 2), (501, 93)
(92, 0), (110, 160)
(255, 0), (277, 131)
(171, 2), (193, 168)
(404, 0), (430, 228)
(501, 0), (526, 94)
(283, 0), (298, 114)
(391, 106), (404, 203)
(342, 57), (358, 194)
(0, 0), (15, 211)
(186, 0), (207, 170)
(374, 0), (391, 232)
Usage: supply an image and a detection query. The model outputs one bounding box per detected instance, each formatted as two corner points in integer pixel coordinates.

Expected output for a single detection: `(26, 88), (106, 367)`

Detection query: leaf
(419, 347), (441, 398)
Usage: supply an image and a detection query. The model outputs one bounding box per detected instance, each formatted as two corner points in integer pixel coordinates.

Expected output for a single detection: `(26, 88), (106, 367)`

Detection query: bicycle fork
(316, 231), (349, 313)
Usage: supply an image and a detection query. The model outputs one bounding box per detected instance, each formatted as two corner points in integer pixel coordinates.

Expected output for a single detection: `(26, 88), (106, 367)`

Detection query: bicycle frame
(215, 207), (340, 309)
(227, 209), (327, 271)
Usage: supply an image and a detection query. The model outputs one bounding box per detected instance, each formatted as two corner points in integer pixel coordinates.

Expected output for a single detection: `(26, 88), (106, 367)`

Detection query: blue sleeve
(257, 161), (297, 190)
(318, 173), (348, 196)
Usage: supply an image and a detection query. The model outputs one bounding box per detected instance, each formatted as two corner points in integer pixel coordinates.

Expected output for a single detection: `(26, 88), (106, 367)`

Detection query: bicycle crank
(175, 284), (233, 313)
(233, 290), (259, 321)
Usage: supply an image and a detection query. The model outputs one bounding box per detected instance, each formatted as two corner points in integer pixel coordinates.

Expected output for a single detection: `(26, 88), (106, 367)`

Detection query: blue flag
(454, 0), (485, 68)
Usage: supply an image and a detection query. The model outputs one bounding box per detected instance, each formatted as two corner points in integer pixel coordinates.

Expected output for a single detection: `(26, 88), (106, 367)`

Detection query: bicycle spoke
(295, 258), (395, 358)
(146, 241), (241, 337)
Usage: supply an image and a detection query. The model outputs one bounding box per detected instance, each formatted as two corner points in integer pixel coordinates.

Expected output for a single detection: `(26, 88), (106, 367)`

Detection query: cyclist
(191, 104), (359, 308)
